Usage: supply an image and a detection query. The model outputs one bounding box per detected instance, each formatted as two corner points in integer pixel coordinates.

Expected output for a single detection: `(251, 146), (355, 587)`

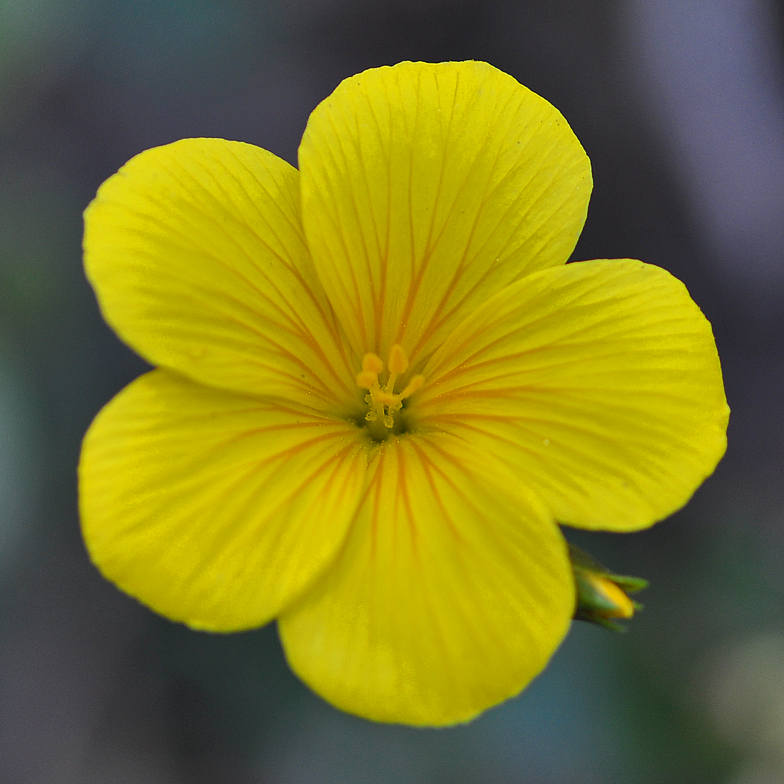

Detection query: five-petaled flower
(79, 61), (729, 726)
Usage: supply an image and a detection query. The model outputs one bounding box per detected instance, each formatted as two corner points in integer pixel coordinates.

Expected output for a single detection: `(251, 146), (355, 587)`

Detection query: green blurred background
(2, 1), (784, 782)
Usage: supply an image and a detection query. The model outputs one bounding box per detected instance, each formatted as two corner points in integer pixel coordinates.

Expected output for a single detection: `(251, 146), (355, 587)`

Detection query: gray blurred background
(1, 1), (784, 782)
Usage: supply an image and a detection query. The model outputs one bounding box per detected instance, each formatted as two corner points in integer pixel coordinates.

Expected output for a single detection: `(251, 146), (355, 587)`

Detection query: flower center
(355, 344), (424, 440)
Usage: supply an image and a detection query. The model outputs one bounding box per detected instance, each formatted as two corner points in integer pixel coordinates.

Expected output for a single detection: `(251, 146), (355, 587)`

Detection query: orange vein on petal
(408, 439), (465, 545)
(310, 120), (373, 352)
(405, 91), (521, 357)
(360, 94), (392, 348)
(347, 107), (383, 351)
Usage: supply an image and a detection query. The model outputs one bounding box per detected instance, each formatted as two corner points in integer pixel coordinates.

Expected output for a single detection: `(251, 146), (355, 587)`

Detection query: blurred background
(1, 1), (783, 782)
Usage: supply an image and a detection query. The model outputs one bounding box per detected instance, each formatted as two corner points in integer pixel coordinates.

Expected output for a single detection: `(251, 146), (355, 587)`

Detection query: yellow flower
(78, 61), (728, 726)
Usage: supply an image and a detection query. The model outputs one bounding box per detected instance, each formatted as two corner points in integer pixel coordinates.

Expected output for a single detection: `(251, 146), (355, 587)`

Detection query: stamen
(355, 352), (385, 390)
(355, 371), (379, 389)
(363, 353), (384, 374)
(398, 374), (425, 399)
(387, 344), (409, 375)
(354, 346), (424, 433)
(384, 344), (410, 397)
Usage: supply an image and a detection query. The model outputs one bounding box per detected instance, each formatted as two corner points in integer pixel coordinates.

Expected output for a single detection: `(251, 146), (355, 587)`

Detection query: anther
(387, 344), (409, 375)
(356, 353), (385, 390)
(363, 353), (384, 374)
(398, 374), (425, 399)
(355, 371), (379, 389)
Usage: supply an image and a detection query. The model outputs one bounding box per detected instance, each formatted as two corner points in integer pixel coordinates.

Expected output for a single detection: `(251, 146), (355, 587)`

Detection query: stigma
(355, 344), (424, 432)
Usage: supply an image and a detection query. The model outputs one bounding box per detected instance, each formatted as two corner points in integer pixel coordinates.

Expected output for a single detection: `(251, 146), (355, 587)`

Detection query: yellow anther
(387, 344), (409, 375)
(356, 371), (379, 389)
(398, 374), (425, 399)
(362, 353), (384, 374)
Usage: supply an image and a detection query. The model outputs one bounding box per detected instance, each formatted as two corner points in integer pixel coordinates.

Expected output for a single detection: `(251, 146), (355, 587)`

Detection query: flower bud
(569, 543), (648, 632)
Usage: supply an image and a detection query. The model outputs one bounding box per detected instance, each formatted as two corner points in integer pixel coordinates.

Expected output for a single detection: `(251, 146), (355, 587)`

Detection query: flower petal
(84, 138), (358, 414)
(79, 370), (368, 631)
(415, 259), (729, 531)
(299, 61), (591, 367)
(278, 432), (574, 726)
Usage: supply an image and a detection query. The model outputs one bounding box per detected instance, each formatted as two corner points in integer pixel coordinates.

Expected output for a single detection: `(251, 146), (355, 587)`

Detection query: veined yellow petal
(79, 370), (368, 631)
(278, 432), (574, 726)
(84, 138), (359, 415)
(299, 61), (591, 368)
(416, 260), (729, 531)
